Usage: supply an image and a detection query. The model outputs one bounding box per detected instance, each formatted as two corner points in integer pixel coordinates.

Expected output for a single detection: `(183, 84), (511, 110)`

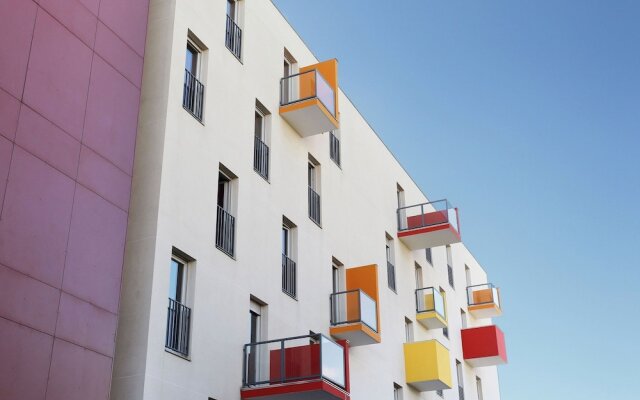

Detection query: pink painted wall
(0, 0), (149, 399)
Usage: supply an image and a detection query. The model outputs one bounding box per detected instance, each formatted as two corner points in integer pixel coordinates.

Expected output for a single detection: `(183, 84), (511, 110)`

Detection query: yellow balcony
(329, 264), (381, 346)
(403, 340), (452, 392)
(467, 283), (502, 319)
(280, 59), (339, 137)
(415, 287), (447, 329)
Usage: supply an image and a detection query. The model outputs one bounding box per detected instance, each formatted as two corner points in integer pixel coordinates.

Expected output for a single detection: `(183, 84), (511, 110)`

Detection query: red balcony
(397, 200), (461, 250)
(461, 325), (507, 367)
(241, 334), (350, 400)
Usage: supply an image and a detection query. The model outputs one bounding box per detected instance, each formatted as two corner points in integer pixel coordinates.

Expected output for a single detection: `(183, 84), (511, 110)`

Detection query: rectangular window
(425, 248), (433, 266)
(166, 251), (192, 357)
(281, 49), (298, 104)
(447, 246), (454, 289)
(393, 383), (403, 400)
(465, 264), (472, 289)
(461, 309), (467, 329)
(282, 217), (297, 298)
(183, 38), (206, 121)
(456, 360), (464, 400)
(329, 130), (341, 166)
(404, 317), (414, 343)
(476, 377), (484, 400)
(225, 0), (242, 59)
(216, 165), (237, 257)
(436, 389), (444, 398)
(253, 100), (270, 180)
(386, 234), (396, 292)
(396, 184), (406, 230)
(414, 262), (423, 289)
(441, 287), (449, 338)
(246, 298), (266, 385)
(308, 155), (321, 225)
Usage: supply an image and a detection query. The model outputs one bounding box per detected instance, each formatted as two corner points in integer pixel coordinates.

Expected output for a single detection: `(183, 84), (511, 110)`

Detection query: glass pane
(185, 46), (197, 74)
(360, 291), (377, 331)
(321, 337), (345, 388)
(254, 111), (263, 138)
(315, 72), (335, 116)
(169, 259), (183, 301)
(435, 290), (446, 318)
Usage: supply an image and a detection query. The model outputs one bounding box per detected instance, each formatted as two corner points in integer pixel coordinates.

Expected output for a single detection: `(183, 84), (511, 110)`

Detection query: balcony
(329, 264), (381, 346)
(280, 59), (339, 137)
(165, 298), (191, 357)
(241, 334), (350, 400)
(397, 200), (461, 250)
(216, 205), (235, 257)
(253, 136), (269, 180)
(467, 283), (502, 319)
(403, 340), (452, 392)
(308, 187), (321, 225)
(183, 69), (204, 121)
(225, 14), (242, 60)
(461, 325), (507, 367)
(415, 287), (447, 329)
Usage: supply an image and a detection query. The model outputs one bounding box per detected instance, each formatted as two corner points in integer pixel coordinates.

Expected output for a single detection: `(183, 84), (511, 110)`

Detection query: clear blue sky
(273, 1), (640, 398)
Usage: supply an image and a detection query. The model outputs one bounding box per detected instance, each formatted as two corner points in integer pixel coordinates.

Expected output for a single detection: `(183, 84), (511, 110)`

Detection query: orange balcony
(415, 287), (447, 329)
(330, 264), (381, 346)
(397, 199), (461, 250)
(280, 59), (339, 137)
(467, 283), (502, 319)
(241, 334), (350, 400)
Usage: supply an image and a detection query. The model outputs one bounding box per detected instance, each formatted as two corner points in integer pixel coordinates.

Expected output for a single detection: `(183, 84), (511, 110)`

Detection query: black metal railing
(282, 254), (296, 298)
(397, 199), (458, 233)
(216, 206), (235, 257)
(330, 289), (378, 332)
(330, 132), (341, 166)
(165, 298), (191, 356)
(447, 264), (454, 288)
(308, 187), (321, 225)
(387, 261), (396, 292)
(183, 69), (204, 121)
(280, 70), (336, 117)
(415, 287), (446, 319)
(459, 386), (465, 400)
(225, 14), (242, 59)
(242, 333), (346, 389)
(253, 136), (269, 179)
(466, 283), (500, 308)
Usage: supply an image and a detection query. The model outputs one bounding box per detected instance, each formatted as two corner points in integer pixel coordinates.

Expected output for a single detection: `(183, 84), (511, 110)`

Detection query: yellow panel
(424, 293), (435, 311)
(403, 340), (452, 390)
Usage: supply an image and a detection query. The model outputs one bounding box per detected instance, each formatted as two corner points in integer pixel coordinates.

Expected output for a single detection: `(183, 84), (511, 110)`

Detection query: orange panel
(300, 59), (339, 117)
(472, 289), (494, 304)
(345, 264), (379, 332)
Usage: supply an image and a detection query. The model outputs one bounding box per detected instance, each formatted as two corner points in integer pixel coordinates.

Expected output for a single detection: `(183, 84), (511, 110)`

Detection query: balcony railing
(387, 261), (396, 292)
(397, 199), (459, 233)
(216, 205), (235, 257)
(183, 69), (204, 121)
(282, 254), (296, 298)
(253, 136), (269, 179)
(165, 298), (191, 356)
(308, 187), (321, 225)
(280, 70), (335, 117)
(242, 333), (347, 390)
(467, 283), (500, 308)
(416, 287), (446, 319)
(330, 289), (378, 332)
(225, 14), (242, 59)
(330, 131), (341, 166)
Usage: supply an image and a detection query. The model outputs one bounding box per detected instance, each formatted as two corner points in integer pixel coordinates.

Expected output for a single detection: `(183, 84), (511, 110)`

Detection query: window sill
(165, 348), (191, 361)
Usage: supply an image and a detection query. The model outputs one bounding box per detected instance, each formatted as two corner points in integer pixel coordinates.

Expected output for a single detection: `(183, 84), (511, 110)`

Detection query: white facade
(110, 1), (503, 399)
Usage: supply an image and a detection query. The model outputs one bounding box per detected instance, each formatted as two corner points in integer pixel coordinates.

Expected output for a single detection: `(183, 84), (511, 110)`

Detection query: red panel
(461, 325), (508, 363)
(270, 343), (321, 383)
(241, 380), (349, 400)
(406, 210), (448, 230)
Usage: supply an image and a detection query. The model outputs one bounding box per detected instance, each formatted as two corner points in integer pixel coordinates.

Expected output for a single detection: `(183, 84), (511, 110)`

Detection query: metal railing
(165, 298), (191, 356)
(282, 254), (296, 298)
(330, 132), (341, 166)
(242, 333), (346, 390)
(280, 69), (335, 117)
(225, 14), (242, 59)
(387, 261), (396, 292)
(459, 386), (465, 400)
(253, 136), (269, 179)
(397, 199), (459, 233)
(216, 206), (235, 257)
(415, 287), (446, 320)
(308, 187), (321, 225)
(183, 69), (204, 121)
(467, 283), (500, 308)
(330, 289), (378, 332)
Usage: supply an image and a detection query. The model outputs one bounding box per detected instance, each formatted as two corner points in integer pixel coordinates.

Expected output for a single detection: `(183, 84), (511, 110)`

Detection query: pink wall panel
(0, 0), (150, 398)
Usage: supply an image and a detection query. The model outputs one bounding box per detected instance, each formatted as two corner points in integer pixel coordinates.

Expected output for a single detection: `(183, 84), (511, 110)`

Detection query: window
(329, 130), (341, 166)
(281, 49), (298, 104)
(456, 360), (464, 400)
(332, 258), (344, 293)
(465, 265), (471, 289)
(225, 0), (242, 59)
(166, 251), (193, 357)
(414, 262), (423, 289)
(183, 37), (206, 121)
(425, 248), (433, 266)
(396, 184), (406, 230)
(476, 377), (484, 400)
(393, 383), (403, 400)
(246, 298), (266, 385)
(253, 100), (270, 180)
(461, 309), (467, 329)
(404, 317), (414, 343)
(386, 234), (396, 292)
(216, 166), (237, 257)
(282, 217), (297, 298)
(308, 155), (321, 225)
(436, 389), (444, 398)
(446, 246), (454, 289)
(441, 287), (449, 338)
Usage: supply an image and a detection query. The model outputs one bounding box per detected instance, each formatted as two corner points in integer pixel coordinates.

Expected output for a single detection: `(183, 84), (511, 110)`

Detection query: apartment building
(111, 1), (507, 400)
